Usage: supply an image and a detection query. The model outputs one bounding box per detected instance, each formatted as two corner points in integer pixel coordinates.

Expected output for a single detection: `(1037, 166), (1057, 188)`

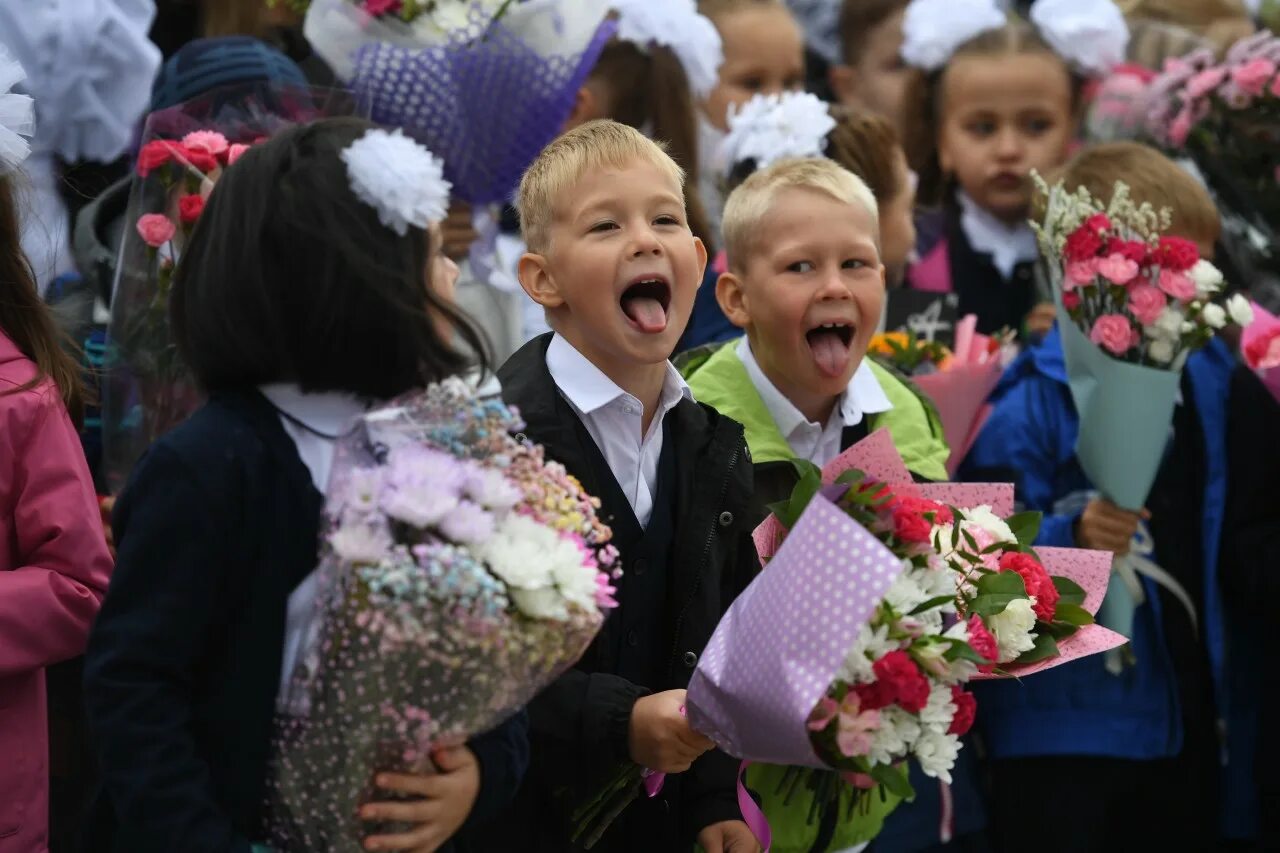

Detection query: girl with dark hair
(83, 116), (526, 853)
(0, 60), (114, 853)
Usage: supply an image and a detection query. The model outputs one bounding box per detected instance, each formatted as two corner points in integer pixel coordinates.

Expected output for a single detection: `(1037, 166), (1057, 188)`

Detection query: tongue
(623, 296), (668, 333)
(809, 329), (850, 378)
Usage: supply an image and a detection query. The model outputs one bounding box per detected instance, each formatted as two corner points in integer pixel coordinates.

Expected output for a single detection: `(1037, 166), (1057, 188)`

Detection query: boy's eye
(654, 215), (681, 226)
(786, 260), (815, 273)
(842, 259), (867, 270)
(589, 221), (618, 233)
(1023, 116), (1054, 135)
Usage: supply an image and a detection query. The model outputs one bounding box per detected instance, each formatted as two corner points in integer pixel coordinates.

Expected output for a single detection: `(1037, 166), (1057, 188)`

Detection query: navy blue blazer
(83, 388), (527, 852)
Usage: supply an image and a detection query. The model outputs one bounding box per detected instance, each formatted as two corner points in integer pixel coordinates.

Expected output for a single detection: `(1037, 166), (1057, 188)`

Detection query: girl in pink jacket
(0, 134), (114, 852)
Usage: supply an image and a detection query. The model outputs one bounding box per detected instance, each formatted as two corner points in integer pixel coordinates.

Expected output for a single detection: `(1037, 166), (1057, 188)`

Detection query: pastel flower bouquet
(103, 83), (360, 491)
(266, 378), (617, 850)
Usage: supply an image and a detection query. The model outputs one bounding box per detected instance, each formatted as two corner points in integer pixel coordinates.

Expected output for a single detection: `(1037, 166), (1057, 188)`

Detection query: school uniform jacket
(466, 334), (757, 851)
(83, 388), (528, 853)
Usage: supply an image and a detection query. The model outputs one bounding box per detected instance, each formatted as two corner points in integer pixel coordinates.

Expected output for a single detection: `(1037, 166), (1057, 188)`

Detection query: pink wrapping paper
(688, 495), (905, 766)
(913, 363), (1004, 476)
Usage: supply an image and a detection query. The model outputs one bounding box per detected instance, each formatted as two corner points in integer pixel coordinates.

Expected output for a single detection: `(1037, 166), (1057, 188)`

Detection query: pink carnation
(1090, 314), (1139, 356)
(1158, 268), (1197, 301)
(364, 0), (401, 13)
(1127, 284), (1167, 326)
(1168, 107), (1193, 147)
(1097, 253), (1140, 286)
(135, 213), (176, 248)
(226, 143), (250, 165)
(1065, 258), (1099, 288)
(1230, 58), (1276, 97)
(182, 130), (229, 157)
(1184, 67), (1227, 99)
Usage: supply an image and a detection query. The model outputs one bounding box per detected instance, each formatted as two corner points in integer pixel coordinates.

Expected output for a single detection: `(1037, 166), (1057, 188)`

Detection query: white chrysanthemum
(914, 729), (961, 783)
(549, 537), (599, 611)
(884, 571), (928, 615)
(940, 620), (978, 684)
(475, 514), (557, 591)
(915, 561), (960, 601)
(1200, 303), (1227, 330)
(836, 622), (897, 684)
(463, 464), (523, 510)
(1190, 260), (1224, 298)
(613, 0), (724, 99)
(341, 128), (451, 236)
(900, 0), (1007, 71)
(1227, 293), (1255, 327)
(510, 586), (568, 621)
(919, 682), (958, 730)
(342, 467), (384, 513)
(868, 707), (922, 767)
(721, 91), (835, 170)
(330, 518), (392, 563)
(988, 597), (1038, 663)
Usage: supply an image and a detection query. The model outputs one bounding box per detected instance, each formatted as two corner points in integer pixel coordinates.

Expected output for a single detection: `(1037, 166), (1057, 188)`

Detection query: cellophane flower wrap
(266, 378), (617, 850)
(302, 0), (615, 203)
(102, 82), (361, 492)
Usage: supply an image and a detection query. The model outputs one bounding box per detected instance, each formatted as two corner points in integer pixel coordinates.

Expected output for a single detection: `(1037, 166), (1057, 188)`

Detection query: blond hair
(516, 119), (685, 253)
(1053, 141), (1220, 247)
(722, 157), (880, 270)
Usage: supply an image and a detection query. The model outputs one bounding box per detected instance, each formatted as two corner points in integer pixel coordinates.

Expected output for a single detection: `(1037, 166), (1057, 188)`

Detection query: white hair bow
(719, 92), (836, 171)
(611, 0), (724, 100)
(342, 128), (451, 236)
(0, 44), (33, 173)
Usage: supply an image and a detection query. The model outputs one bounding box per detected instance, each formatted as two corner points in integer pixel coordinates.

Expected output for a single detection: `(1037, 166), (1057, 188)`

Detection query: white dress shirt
(545, 334), (692, 528)
(957, 190), (1040, 281)
(259, 383), (369, 709)
(737, 337), (893, 466)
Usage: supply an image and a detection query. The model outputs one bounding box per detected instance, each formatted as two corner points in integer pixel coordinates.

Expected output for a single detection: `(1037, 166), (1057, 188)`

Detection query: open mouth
(805, 321), (855, 379)
(620, 276), (672, 334)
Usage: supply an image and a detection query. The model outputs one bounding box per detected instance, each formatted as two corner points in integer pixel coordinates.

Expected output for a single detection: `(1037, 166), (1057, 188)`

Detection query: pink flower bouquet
(1243, 300), (1280, 403)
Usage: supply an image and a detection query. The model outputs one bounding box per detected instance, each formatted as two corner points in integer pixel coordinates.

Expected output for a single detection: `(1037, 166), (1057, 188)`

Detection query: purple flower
(438, 500), (496, 544)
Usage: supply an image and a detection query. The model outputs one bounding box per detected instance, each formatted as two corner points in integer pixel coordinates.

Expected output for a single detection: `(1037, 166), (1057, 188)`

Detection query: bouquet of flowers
(102, 83), (360, 492)
(872, 317), (1014, 476)
(1243, 301), (1280, 403)
(302, 0), (615, 203)
(266, 378), (617, 850)
(1033, 172), (1253, 645)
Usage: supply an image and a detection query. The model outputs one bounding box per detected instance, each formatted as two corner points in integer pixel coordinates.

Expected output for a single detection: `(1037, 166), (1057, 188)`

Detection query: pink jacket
(0, 331), (112, 852)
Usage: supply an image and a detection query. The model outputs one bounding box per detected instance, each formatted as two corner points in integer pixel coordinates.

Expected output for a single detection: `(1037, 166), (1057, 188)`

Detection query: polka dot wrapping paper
(687, 493), (905, 767)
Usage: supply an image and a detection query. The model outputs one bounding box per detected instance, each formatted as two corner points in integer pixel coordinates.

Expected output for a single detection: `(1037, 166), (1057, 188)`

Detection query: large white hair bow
(611, 0), (723, 100)
(719, 91), (835, 171)
(342, 128), (452, 236)
(900, 0), (1008, 72)
(0, 43), (33, 173)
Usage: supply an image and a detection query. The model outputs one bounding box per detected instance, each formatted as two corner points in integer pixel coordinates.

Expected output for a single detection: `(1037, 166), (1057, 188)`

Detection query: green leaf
(944, 639), (991, 664)
(961, 527), (980, 553)
(971, 594), (1023, 618)
(1051, 576), (1087, 606)
(1052, 602), (1094, 626)
(772, 462), (823, 528)
(1039, 621), (1078, 640)
(835, 468), (866, 487)
(977, 571), (1027, 597)
(870, 763), (916, 802)
(1006, 511), (1042, 546)
(909, 595), (957, 615)
(1014, 632), (1060, 665)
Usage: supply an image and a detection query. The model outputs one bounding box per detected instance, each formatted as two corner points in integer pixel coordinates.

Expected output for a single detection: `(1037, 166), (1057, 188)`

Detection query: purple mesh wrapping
(349, 11), (616, 204)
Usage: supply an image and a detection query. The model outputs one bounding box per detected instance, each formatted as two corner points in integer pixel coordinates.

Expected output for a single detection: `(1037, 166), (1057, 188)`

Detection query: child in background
(83, 118), (527, 853)
(0, 84), (114, 853)
(901, 0), (1128, 337)
(829, 0), (912, 135)
(472, 120), (759, 852)
(960, 141), (1264, 850)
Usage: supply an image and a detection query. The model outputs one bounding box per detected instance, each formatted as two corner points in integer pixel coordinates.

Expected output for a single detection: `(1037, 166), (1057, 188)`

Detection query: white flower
(919, 682), (958, 730)
(548, 537), (599, 611)
(884, 572), (928, 615)
(1147, 306), (1184, 341)
(1200, 302), (1227, 330)
(940, 621), (978, 684)
(1147, 337), (1175, 364)
(1227, 293), (1256, 327)
(330, 517), (392, 563)
(837, 623), (897, 684)
(988, 597), (1038, 663)
(960, 506), (1016, 544)
(510, 586), (568, 621)
(914, 729), (961, 783)
(868, 706), (922, 767)
(1190, 260), (1224, 297)
(721, 91), (835, 170)
(463, 464), (523, 510)
(341, 128), (451, 236)
(475, 514), (557, 591)
(381, 488), (459, 529)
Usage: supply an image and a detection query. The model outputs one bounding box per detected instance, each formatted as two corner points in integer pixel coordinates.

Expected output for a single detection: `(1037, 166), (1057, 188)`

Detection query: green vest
(681, 341), (950, 481)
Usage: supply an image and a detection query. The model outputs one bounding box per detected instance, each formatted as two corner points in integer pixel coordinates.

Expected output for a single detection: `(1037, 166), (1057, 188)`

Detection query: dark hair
(588, 40), (715, 250)
(171, 116), (488, 398)
(0, 175), (87, 426)
(901, 17), (1083, 206)
(838, 0), (909, 64)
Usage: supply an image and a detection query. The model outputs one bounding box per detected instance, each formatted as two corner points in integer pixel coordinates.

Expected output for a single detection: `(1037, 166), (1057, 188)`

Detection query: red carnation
(137, 140), (179, 177)
(178, 194), (206, 225)
(180, 145), (219, 173)
(998, 551), (1059, 622)
(872, 650), (931, 713)
(892, 506), (933, 544)
(967, 614), (997, 673)
(893, 496), (954, 526)
(853, 680), (893, 711)
(1062, 291), (1082, 311)
(948, 687), (977, 736)
(1155, 236), (1199, 271)
(1063, 213), (1111, 262)
(1107, 238), (1149, 265)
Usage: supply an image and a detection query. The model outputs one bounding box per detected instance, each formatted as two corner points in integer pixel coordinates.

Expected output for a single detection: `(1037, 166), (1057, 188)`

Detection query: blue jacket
(959, 328), (1258, 837)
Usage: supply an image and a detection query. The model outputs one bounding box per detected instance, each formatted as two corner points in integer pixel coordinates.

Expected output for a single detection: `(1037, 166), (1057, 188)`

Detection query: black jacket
(83, 389), (527, 852)
(467, 335), (758, 851)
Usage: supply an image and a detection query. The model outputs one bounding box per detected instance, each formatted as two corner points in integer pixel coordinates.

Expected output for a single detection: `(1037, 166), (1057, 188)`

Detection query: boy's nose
(629, 225), (663, 255)
(816, 269), (851, 300)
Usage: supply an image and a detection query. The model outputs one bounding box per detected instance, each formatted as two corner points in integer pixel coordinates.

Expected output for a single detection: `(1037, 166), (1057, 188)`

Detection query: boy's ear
(715, 270), (752, 330)
(828, 64), (860, 107)
(517, 252), (565, 309)
(693, 235), (708, 284)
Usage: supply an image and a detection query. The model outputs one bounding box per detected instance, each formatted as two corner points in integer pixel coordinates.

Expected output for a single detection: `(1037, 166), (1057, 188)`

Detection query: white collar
(545, 333), (692, 415)
(737, 337), (893, 434)
(957, 190), (1039, 281)
(259, 384), (369, 439)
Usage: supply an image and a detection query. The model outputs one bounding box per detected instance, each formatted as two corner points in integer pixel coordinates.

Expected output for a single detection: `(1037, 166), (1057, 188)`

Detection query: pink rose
(1097, 253), (1140, 286)
(226, 143), (250, 165)
(136, 213), (176, 248)
(1065, 258), (1099, 288)
(182, 130), (229, 158)
(1090, 314), (1139, 356)
(1168, 107), (1193, 147)
(1126, 284), (1167, 326)
(1184, 67), (1226, 99)
(1244, 328), (1280, 370)
(1158, 268), (1197, 301)
(1230, 58), (1276, 96)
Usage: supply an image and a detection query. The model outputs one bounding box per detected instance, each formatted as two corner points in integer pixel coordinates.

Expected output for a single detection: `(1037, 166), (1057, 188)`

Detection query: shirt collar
(957, 190), (1039, 280)
(545, 333), (692, 416)
(258, 383), (369, 438)
(737, 337), (893, 434)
